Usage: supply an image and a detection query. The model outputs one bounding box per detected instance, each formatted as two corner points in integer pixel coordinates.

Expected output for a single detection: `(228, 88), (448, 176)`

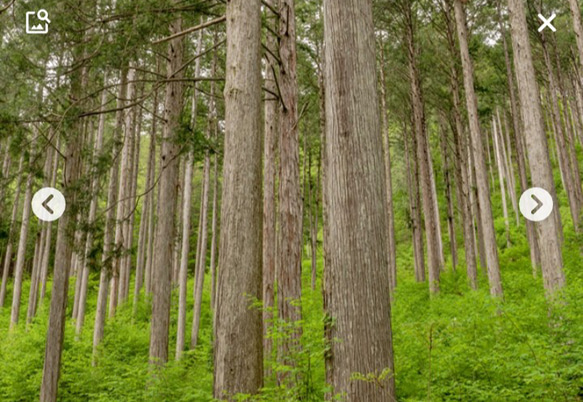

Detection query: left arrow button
(42, 194), (55, 214)
(32, 188), (66, 222)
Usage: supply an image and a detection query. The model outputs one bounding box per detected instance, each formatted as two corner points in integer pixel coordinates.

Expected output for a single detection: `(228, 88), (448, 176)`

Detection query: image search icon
(26, 9), (50, 34)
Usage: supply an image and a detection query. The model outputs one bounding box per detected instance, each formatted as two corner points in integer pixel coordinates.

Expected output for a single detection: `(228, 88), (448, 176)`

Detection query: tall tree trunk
(454, 0), (503, 297)
(10, 136), (35, 329)
(379, 43), (397, 291)
(191, 142), (210, 349)
(403, 124), (426, 283)
(277, 0), (303, 376)
(439, 119), (458, 270)
(133, 86), (157, 308)
(26, 231), (42, 324)
(508, 0), (566, 294)
(0, 155), (24, 309)
(40, 51), (85, 399)
(213, 0), (263, 397)
(209, 35), (220, 314)
(176, 29), (202, 359)
(28, 142), (56, 322)
(569, 0), (583, 94)
(322, 0), (396, 399)
(119, 78), (140, 304)
(540, 33), (581, 229)
(442, 1), (477, 285)
(497, 4), (541, 271)
(76, 78), (108, 336)
(110, 68), (134, 317)
(492, 115), (510, 246)
(191, 62), (213, 352)
(263, 0), (279, 376)
(499, 110), (519, 225)
(145, 86), (160, 296)
(93, 70), (126, 360)
(405, 3), (441, 293)
(149, 12), (185, 366)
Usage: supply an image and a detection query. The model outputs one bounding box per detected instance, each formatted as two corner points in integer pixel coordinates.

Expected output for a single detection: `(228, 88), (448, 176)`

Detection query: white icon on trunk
(26, 9), (50, 34)
(519, 188), (554, 222)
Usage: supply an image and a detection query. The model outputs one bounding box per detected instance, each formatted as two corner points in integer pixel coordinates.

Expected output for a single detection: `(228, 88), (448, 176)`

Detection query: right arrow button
(520, 187), (554, 222)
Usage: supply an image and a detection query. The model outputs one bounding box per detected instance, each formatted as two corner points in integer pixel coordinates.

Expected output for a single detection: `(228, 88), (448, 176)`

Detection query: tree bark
(149, 13), (185, 366)
(191, 32), (212, 350)
(492, 115), (510, 247)
(404, 2), (441, 292)
(0, 155), (24, 309)
(379, 43), (397, 291)
(439, 119), (458, 270)
(176, 29), (202, 359)
(539, 33), (581, 229)
(10, 136), (35, 329)
(263, 0), (279, 375)
(133, 86), (157, 308)
(323, 0), (396, 399)
(213, 0), (264, 397)
(109, 68), (134, 317)
(508, 0), (566, 293)
(93, 70), (126, 360)
(497, 6), (541, 272)
(403, 124), (426, 283)
(76, 78), (108, 336)
(454, 0), (503, 297)
(277, 0), (303, 376)
(40, 61), (85, 400)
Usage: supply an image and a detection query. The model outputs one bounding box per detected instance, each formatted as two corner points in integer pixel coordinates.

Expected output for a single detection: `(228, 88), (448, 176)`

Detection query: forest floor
(1, 223), (582, 401)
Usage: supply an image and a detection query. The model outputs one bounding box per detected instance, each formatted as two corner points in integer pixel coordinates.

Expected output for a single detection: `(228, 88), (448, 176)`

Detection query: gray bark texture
(149, 15), (185, 365)
(508, 0), (566, 293)
(454, 0), (503, 297)
(213, 0), (264, 398)
(323, 0), (396, 399)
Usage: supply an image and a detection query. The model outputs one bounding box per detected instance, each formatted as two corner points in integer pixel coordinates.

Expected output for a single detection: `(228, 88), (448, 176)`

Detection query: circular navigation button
(31, 187), (66, 222)
(519, 187), (553, 222)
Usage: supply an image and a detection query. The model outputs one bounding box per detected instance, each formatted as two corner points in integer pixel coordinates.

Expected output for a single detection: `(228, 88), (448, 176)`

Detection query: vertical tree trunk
(492, 115), (510, 246)
(40, 54), (85, 399)
(540, 34), (580, 229)
(149, 13), (185, 366)
(439, 119), (458, 270)
(26, 231), (42, 324)
(508, 0), (566, 294)
(119, 80), (140, 304)
(322, 0), (396, 399)
(454, 0), (503, 297)
(144, 86), (160, 296)
(213, 0), (263, 396)
(499, 110), (519, 225)
(93, 71), (126, 360)
(191, 138), (210, 349)
(263, 0), (279, 374)
(133, 101), (156, 307)
(277, 0), (303, 375)
(497, 4), (541, 272)
(10, 136), (35, 329)
(379, 43), (397, 291)
(403, 124), (426, 283)
(76, 79), (108, 336)
(176, 29), (202, 359)
(0, 155), (24, 309)
(28, 143), (56, 322)
(209, 36), (220, 314)
(110, 68), (134, 317)
(569, 0), (583, 92)
(405, 3), (441, 292)
(442, 2), (478, 287)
